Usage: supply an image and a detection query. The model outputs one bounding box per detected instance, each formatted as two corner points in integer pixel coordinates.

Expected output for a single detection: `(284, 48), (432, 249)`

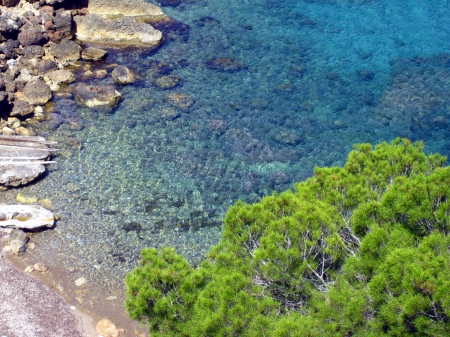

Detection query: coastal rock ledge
(74, 0), (164, 47)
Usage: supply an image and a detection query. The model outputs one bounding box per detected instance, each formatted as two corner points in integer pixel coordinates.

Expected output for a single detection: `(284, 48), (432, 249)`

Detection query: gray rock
(45, 112), (65, 130)
(81, 47), (107, 61)
(0, 10), (22, 40)
(1, 39), (19, 58)
(11, 99), (33, 117)
(111, 65), (135, 84)
(74, 14), (162, 47)
(8, 229), (28, 255)
(53, 10), (72, 36)
(74, 83), (121, 110)
(23, 80), (52, 105)
(23, 45), (44, 60)
(18, 29), (47, 47)
(5, 228), (28, 243)
(9, 239), (26, 254)
(45, 69), (75, 85)
(47, 38), (81, 65)
(35, 59), (58, 74)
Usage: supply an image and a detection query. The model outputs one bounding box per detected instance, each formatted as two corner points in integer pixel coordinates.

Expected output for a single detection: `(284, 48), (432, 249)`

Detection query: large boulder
(46, 38), (81, 65)
(87, 0), (163, 17)
(0, 205), (55, 229)
(74, 83), (121, 110)
(23, 80), (52, 105)
(74, 14), (162, 47)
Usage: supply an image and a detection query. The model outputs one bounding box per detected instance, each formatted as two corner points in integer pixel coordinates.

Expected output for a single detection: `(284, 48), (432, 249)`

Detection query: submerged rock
(111, 65), (135, 84)
(206, 57), (245, 72)
(153, 74), (180, 89)
(74, 83), (121, 110)
(164, 92), (194, 110)
(81, 47), (107, 61)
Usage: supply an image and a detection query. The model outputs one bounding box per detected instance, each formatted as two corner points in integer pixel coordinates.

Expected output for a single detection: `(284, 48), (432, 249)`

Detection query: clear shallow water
(3, 0), (450, 290)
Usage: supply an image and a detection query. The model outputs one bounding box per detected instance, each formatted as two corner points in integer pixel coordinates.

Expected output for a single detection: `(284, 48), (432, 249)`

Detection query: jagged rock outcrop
(87, 0), (163, 17)
(74, 13), (162, 47)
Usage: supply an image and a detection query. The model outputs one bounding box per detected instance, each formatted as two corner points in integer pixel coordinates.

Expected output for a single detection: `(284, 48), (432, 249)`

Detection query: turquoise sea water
(4, 0), (450, 291)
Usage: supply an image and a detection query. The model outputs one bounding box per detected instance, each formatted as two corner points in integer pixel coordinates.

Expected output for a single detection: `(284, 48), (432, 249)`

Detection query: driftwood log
(0, 135), (59, 190)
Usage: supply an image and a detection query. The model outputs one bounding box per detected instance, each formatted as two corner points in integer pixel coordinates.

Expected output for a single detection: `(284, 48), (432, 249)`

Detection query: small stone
(45, 69), (75, 85)
(75, 277), (87, 286)
(74, 289), (83, 295)
(15, 126), (36, 136)
(10, 240), (26, 254)
(12, 212), (32, 221)
(112, 65), (136, 84)
(7, 117), (21, 129)
(27, 242), (36, 250)
(70, 306), (76, 310)
(106, 296), (117, 301)
(81, 47), (107, 61)
(38, 198), (55, 211)
(76, 297), (84, 304)
(8, 229), (28, 243)
(24, 265), (35, 273)
(153, 75), (180, 89)
(2, 127), (15, 135)
(33, 262), (48, 272)
(96, 318), (119, 337)
(164, 92), (194, 111)
(3, 246), (11, 252)
(94, 70), (108, 79)
(206, 57), (245, 72)
(0, 213), (6, 220)
(17, 193), (38, 204)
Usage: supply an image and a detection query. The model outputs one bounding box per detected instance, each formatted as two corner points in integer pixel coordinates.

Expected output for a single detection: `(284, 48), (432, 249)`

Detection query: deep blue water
(4, 0), (450, 289)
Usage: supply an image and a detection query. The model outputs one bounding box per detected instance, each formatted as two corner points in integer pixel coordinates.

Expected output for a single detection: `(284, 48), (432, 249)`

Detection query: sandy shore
(0, 253), (97, 337)
(0, 229), (148, 337)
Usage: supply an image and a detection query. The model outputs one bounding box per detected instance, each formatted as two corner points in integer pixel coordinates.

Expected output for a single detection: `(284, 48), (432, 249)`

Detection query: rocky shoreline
(0, 0), (168, 140)
(0, 0), (173, 336)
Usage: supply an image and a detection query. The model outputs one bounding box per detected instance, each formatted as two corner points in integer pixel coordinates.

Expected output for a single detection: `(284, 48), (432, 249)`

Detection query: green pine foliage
(125, 138), (450, 336)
